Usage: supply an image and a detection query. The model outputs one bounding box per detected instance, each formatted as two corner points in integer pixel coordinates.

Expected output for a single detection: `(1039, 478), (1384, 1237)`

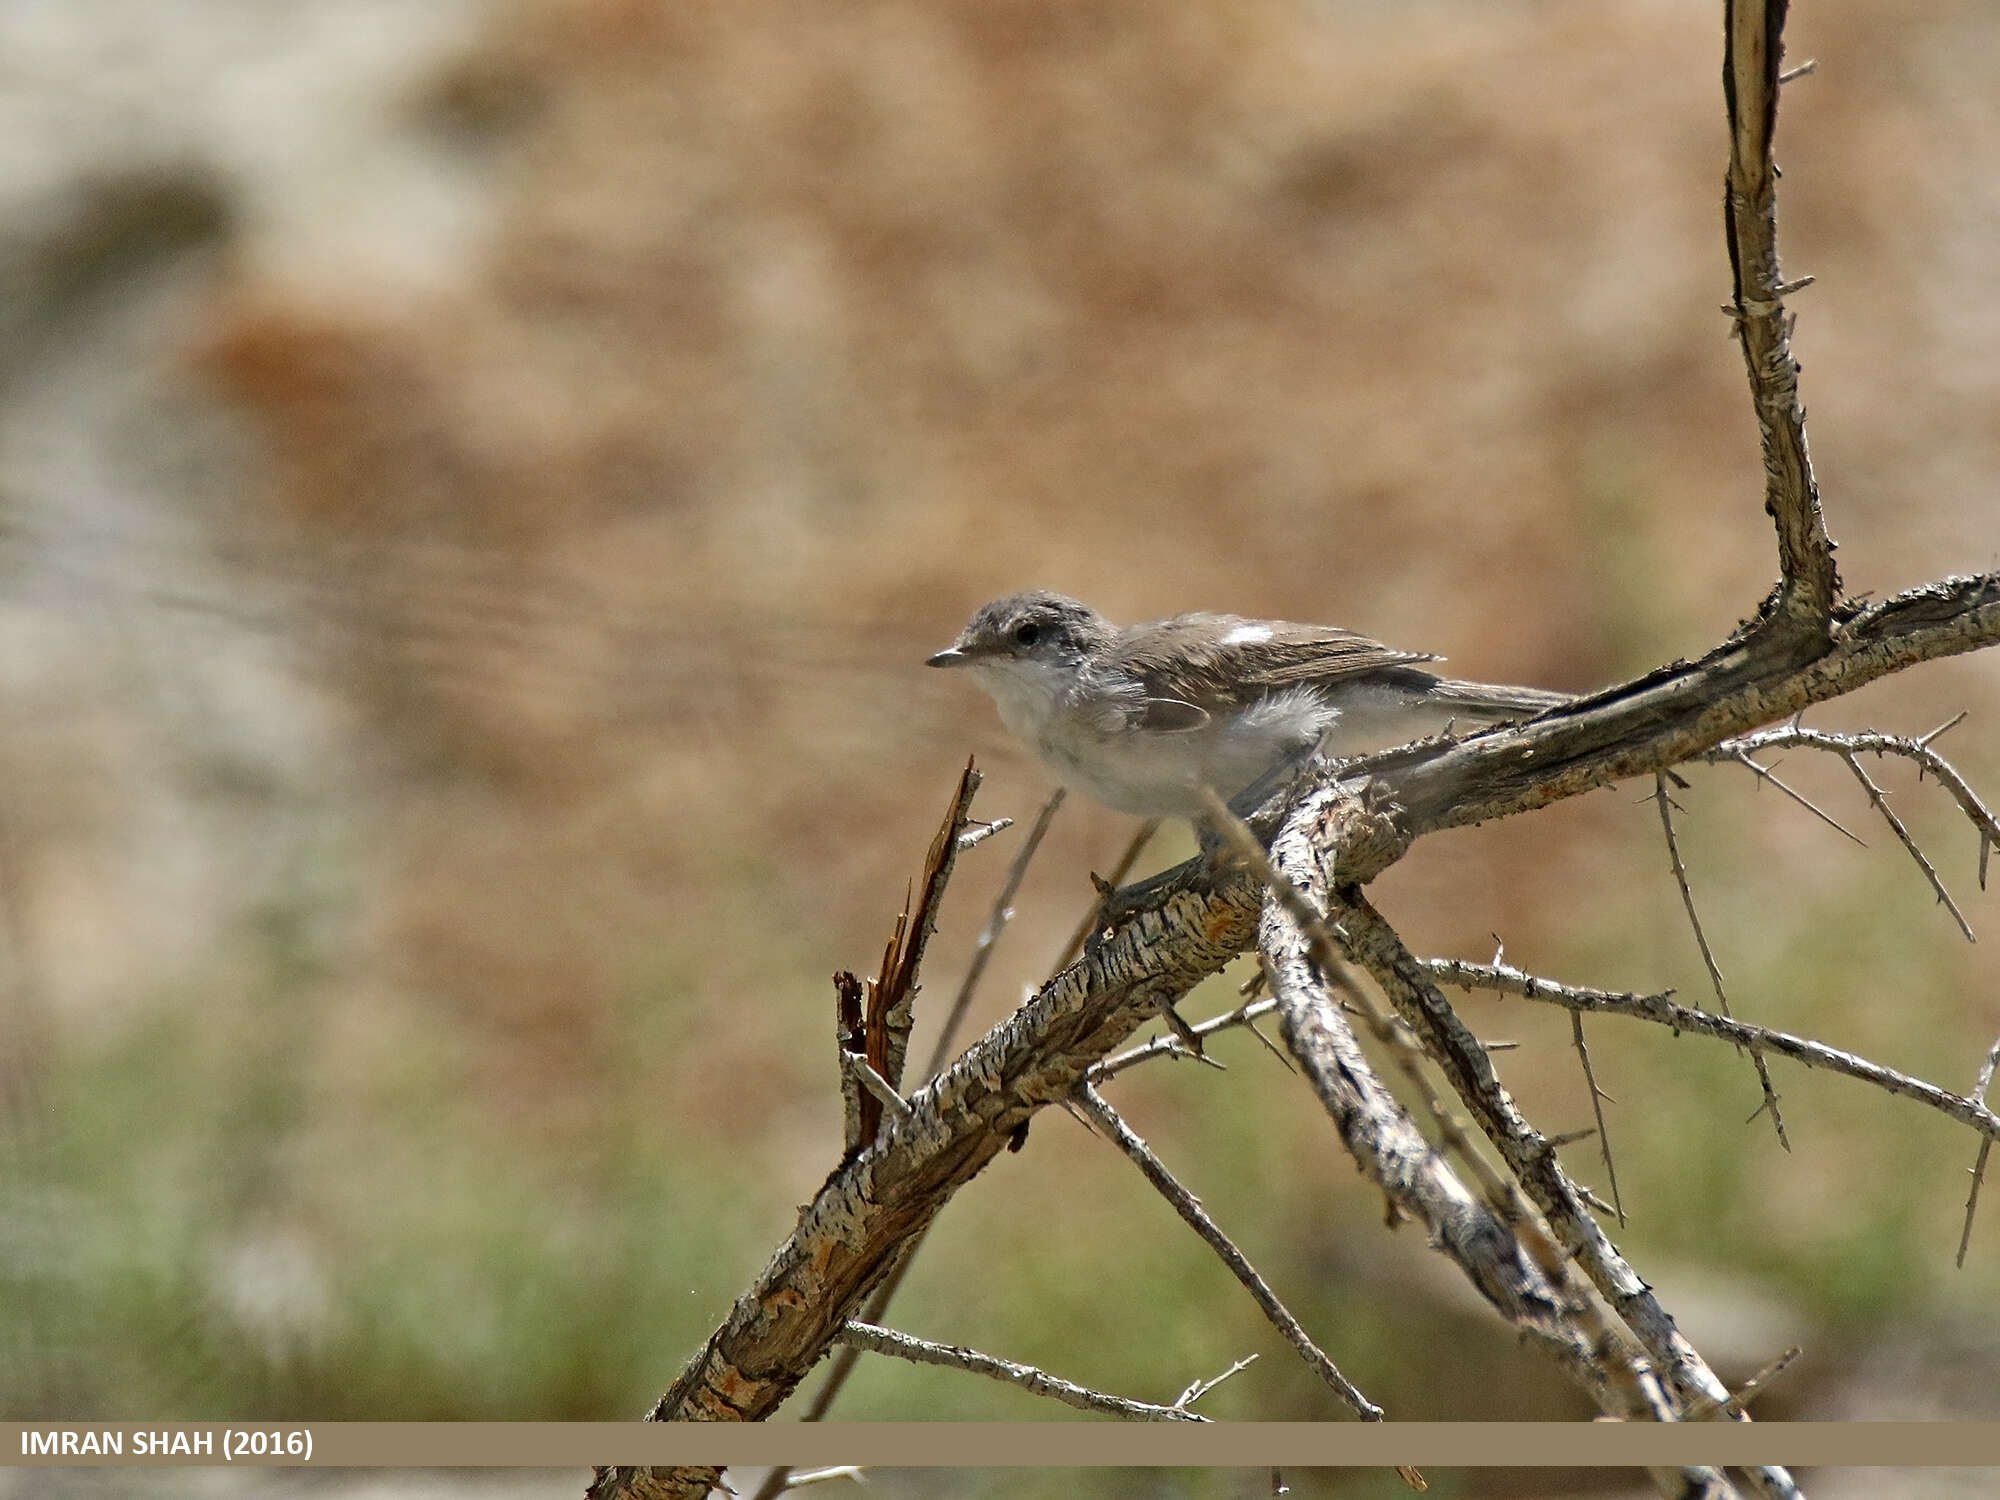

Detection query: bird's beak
(926, 647), (969, 668)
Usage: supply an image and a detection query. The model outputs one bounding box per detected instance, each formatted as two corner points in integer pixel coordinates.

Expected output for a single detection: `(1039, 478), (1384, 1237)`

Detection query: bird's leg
(1225, 739), (1325, 821)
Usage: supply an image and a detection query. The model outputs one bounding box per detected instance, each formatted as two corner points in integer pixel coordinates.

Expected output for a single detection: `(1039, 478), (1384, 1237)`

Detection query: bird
(927, 590), (1568, 820)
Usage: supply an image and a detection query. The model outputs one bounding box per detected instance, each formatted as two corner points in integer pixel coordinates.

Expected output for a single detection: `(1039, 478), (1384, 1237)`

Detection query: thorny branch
(1299, 855), (1805, 1500)
(1840, 754), (1976, 942)
(763, 786), (1068, 1500)
(1421, 957), (2000, 1142)
(1090, 994), (1286, 1081)
(1681, 1346), (1804, 1423)
(924, 788), (1066, 1078)
(836, 760), (982, 1154)
(593, 6), (1992, 1498)
(1071, 1081), (1380, 1420)
(1711, 719), (2000, 896)
(1958, 1035), (2000, 1270)
(1567, 1010), (1624, 1226)
(1252, 783), (1793, 1447)
(1199, 789), (1751, 1500)
(1175, 1353), (1259, 1409)
(591, 358), (2000, 1499)
(1724, 0), (1839, 626)
(832, 1321), (1206, 1422)
(1654, 773), (1789, 1145)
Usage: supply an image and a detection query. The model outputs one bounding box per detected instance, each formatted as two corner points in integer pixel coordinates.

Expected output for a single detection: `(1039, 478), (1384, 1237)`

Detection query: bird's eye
(1013, 621), (1042, 647)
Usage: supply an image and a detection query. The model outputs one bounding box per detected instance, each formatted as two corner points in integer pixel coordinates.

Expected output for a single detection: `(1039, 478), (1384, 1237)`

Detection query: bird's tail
(1425, 679), (1571, 722)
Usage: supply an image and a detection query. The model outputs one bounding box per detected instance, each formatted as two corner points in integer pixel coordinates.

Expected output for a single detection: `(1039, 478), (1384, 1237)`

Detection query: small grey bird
(927, 590), (1568, 820)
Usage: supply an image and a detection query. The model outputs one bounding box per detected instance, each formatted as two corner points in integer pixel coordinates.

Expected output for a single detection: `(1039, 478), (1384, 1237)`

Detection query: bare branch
(1200, 789), (1687, 1432)
(640, 853), (1265, 1435)
(1838, 752), (1977, 941)
(878, 759), (985, 1099)
(954, 817), (1013, 852)
(833, 972), (867, 1156)
(838, 1052), (911, 1121)
(787, 788), (1069, 1456)
(1654, 776), (1731, 1012)
(1569, 1012), (1625, 1226)
(1714, 722), (2000, 891)
(1253, 784), (1799, 1484)
(617, 563), (2000, 1490)
(1724, 0), (1839, 622)
(1681, 1346), (1803, 1422)
(1330, 898), (1805, 1500)
(1175, 1353), (1258, 1409)
(1962, 1144), (1993, 1271)
(834, 763), (987, 1161)
(1091, 996), (1285, 1082)
(1720, 748), (1865, 845)
(833, 1320), (1206, 1421)
(1960, 1035), (2000, 1269)
(1421, 957), (1673, 1012)
(1439, 961), (2000, 1143)
(1319, 575), (2000, 871)
(1654, 774), (1789, 1146)
(775, 799), (1153, 1474)
(1073, 1081), (1381, 1420)
(924, 787), (1066, 1079)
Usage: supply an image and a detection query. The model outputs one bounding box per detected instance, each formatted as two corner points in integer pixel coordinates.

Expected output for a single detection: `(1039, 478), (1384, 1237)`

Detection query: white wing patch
(1221, 623), (1274, 646)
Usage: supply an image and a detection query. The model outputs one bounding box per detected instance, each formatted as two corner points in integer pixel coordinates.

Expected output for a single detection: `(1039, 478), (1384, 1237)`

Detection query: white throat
(962, 655), (1081, 749)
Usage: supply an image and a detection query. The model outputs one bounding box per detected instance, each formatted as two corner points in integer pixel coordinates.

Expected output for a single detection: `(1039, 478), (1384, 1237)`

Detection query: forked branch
(592, 4), (1994, 1496)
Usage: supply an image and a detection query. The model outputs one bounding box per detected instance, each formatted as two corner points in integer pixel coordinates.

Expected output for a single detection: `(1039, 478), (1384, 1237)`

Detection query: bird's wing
(1111, 613), (1437, 716)
(1133, 695), (1211, 732)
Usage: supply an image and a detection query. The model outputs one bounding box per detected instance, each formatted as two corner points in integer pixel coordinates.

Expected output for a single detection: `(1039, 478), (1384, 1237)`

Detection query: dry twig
(1839, 753), (1977, 942)
(774, 769), (1045, 1497)
(834, 1320), (1206, 1422)
(593, 8), (1985, 1496)
(1681, 1346), (1802, 1422)
(1090, 996), (1285, 1081)
(1072, 1081), (1381, 1420)
(1428, 958), (2000, 1141)
(1718, 747), (1864, 845)
(1199, 789), (1683, 1430)
(1174, 1353), (1258, 1409)
(1723, 0), (1838, 623)
(1568, 1012), (1625, 1226)
(1654, 775), (1790, 1147)
(1713, 719), (2000, 895)
(924, 788), (1066, 1078)
(1960, 1035), (2000, 1269)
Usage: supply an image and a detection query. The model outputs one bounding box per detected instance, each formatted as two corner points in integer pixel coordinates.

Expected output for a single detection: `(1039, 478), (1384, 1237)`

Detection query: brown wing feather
(1110, 612), (1438, 714)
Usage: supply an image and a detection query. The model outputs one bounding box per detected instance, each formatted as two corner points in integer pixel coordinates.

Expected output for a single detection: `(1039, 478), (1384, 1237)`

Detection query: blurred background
(3, 0), (1999, 1494)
